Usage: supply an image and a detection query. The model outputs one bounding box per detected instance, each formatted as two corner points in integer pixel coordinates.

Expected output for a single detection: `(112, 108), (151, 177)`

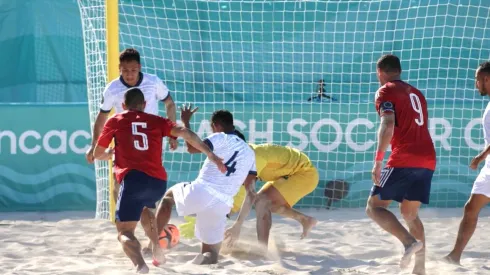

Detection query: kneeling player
(226, 142), (319, 251)
(93, 88), (224, 273)
(154, 108), (256, 265)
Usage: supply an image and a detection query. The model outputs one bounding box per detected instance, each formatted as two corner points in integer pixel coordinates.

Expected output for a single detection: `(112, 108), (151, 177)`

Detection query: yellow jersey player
(225, 142), (319, 250)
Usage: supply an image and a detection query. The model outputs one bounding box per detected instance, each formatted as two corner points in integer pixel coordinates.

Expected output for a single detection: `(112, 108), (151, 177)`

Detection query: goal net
(78, 0), (490, 220)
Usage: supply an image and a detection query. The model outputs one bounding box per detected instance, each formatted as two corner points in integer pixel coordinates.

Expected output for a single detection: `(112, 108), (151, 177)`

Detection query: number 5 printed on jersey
(131, 122), (149, 151)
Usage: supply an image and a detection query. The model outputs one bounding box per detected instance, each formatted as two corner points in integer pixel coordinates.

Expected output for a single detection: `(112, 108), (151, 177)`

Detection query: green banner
(0, 102), (484, 211)
(0, 104), (95, 211)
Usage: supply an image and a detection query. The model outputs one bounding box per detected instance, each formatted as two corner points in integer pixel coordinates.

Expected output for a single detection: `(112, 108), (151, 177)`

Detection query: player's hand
(371, 161), (383, 186)
(470, 154), (485, 170)
(168, 137), (178, 151)
(85, 145), (95, 164)
(224, 225), (241, 248)
(180, 103), (198, 123)
(105, 147), (115, 157)
(207, 152), (226, 173)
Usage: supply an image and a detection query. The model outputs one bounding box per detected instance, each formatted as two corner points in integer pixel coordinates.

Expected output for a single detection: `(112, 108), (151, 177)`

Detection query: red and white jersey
(100, 73), (170, 115)
(375, 80), (436, 170)
(97, 110), (176, 183)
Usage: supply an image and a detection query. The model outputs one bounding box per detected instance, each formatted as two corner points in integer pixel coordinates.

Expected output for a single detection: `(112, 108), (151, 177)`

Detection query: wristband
(375, 151), (385, 162)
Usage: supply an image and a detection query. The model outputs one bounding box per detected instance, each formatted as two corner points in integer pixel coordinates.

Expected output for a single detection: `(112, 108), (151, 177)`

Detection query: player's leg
(153, 189), (176, 265)
(116, 221), (148, 273)
(254, 192), (273, 248)
(154, 182), (205, 264)
(366, 168), (419, 251)
(192, 201), (230, 265)
(264, 167), (319, 239)
(444, 191), (490, 264)
(399, 200), (425, 272)
(138, 179), (167, 262)
(140, 207), (156, 255)
(115, 171), (150, 273)
(400, 168), (433, 274)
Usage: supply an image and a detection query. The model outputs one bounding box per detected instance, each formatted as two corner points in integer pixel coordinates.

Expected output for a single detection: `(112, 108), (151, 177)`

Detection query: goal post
(77, 0), (119, 221)
(105, 0), (119, 223)
(78, 0), (490, 220)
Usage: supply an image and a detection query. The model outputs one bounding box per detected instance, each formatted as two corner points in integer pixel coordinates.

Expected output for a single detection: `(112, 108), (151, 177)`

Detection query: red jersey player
(366, 54), (436, 275)
(93, 87), (226, 274)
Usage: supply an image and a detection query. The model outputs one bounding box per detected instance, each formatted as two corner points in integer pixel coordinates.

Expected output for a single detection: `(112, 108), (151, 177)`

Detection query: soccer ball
(158, 224), (180, 249)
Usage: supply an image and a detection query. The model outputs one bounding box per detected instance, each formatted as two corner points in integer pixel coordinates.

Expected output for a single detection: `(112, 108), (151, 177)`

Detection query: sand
(0, 208), (489, 275)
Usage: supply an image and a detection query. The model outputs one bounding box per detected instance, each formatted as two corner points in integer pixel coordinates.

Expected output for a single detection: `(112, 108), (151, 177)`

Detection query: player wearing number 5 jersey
(154, 106), (256, 266)
(93, 88), (225, 273)
(366, 54), (436, 275)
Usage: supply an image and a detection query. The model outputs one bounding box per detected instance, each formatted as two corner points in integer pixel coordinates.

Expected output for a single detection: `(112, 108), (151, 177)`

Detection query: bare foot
(300, 217), (317, 239)
(136, 263), (149, 274)
(400, 241), (424, 269)
(442, 254), (461, 266)
(151, 246), (166, 266)
(191, 252), (218, 265)
(412, 268), (426, 275)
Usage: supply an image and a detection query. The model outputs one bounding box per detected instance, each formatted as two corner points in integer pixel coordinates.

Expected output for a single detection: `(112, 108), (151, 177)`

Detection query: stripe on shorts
(379, 167), (394, 187)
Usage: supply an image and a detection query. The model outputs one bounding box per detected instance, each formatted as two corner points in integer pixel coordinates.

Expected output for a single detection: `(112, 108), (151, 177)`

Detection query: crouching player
(154, 107), (256, 265)
(178, 105), (319, 252)
(93, 88), (224, 273)
(225, 142), (319, 251)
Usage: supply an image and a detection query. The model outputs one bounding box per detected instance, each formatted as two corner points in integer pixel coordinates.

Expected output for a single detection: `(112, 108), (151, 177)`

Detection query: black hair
(377, 54), (402, 74)
(478, 61), (490, 75)
(119, 48), (141, 64)
(211, 110), (234, 131)
(234, 129), (246, 142)
(124, 88), (145, 109)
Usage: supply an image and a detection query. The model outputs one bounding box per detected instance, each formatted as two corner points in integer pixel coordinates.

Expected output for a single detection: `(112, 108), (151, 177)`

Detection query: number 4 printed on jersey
(224, 151), (239, 176)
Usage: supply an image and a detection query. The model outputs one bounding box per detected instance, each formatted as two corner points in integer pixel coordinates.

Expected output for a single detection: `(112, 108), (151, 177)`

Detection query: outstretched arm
(179, 104), (202, 154)
(224, 175), (257, 247)
(232, 175), (257, 228)
(163, 95), (177, 123)
(93, 118), (116, 161)
(170, 125), (226, 173)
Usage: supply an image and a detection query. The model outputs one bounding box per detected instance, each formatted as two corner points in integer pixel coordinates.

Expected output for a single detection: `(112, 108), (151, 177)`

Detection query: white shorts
(169, 182), (231, 245)
(471, 168), (490, 198)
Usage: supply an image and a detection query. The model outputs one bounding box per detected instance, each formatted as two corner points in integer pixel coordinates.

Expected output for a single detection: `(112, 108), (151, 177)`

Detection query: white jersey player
(84, 48), (177, 255)
(86, 48), (177, 163)
(153, 107), (256, 266)
(444, 61), (490, 265)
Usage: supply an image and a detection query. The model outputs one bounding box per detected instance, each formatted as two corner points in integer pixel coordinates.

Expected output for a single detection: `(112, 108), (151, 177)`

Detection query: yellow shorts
(231, 167), (319, 214)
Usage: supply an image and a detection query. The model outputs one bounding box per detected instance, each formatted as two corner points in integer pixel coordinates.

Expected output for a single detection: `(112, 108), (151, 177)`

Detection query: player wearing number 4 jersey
(93, 88), (225, 274)
(154, 106), (256, 266)
(366, 54), (436, 275)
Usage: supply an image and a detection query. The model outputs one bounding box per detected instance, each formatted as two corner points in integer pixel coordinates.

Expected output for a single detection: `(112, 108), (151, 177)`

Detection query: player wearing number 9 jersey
(93, 88), (226, 273)
(366, 54), (436, 275)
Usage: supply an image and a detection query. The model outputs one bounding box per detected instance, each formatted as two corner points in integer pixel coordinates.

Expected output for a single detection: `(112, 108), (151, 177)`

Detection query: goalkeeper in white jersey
(153, 107), (256, 266)
(84, 48), (177, 253)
